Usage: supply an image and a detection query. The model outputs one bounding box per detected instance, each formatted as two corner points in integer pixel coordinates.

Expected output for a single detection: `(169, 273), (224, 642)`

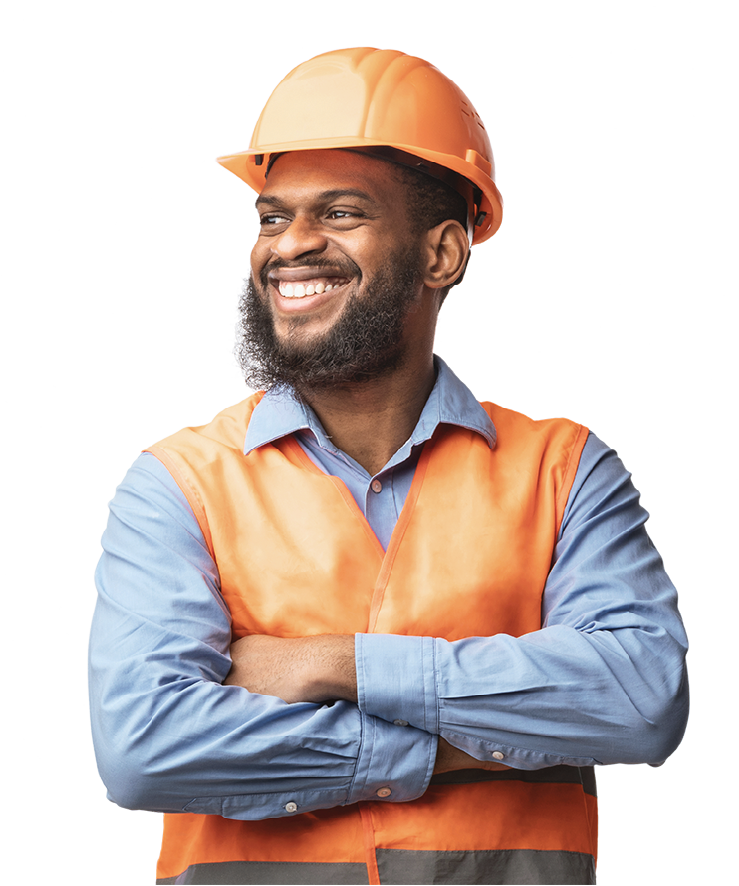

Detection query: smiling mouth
(276, 277), (352, 298)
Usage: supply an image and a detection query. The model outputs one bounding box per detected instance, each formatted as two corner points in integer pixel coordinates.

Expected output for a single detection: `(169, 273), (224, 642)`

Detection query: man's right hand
(433, 738), (511, 775)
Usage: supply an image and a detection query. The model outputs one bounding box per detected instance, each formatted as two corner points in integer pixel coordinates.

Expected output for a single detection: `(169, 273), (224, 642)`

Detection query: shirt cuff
(346, 708), (437, 805)
(355, 633), (439, 734)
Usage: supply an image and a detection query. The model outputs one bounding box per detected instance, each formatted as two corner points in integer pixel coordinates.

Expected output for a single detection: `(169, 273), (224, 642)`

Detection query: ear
(421, 220), (470, 291)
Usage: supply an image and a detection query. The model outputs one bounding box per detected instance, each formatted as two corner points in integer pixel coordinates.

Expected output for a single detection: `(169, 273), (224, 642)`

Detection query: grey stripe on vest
(155, 850), (596, 885)
(156, 860), (369, 885)
(376, 848), (596, 885)
(430, 764), (597, 798)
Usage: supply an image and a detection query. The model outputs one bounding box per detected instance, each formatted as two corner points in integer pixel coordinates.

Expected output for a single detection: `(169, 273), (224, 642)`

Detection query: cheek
(250, 241), (269, 284)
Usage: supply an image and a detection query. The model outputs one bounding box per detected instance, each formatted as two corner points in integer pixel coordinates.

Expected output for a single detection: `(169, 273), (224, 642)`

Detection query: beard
(236, 245), (424, 395)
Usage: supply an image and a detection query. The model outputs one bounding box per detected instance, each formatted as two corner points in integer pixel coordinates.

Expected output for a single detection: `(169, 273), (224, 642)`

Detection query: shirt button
(371, 479), (382, 493)
(376, 787), (392, 798)
(492, 751), (505, 761)
(393, 719), (409, 727)
(285, 801), (298, 813)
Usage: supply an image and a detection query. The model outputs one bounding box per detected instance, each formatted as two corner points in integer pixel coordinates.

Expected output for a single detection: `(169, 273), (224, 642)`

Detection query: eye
(260, 212), (291, 227)
(325, 208), (365, 228)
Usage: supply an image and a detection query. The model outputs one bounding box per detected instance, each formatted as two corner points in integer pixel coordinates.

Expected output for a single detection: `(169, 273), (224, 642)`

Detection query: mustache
(258, 256), (362, 289)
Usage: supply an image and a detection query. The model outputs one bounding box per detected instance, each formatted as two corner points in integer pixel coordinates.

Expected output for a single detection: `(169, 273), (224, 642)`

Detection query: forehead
(258, 149), (402, 204)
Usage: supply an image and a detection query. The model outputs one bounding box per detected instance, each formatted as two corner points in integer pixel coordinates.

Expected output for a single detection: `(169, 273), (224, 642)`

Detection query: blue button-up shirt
(89, 358), (688, 820)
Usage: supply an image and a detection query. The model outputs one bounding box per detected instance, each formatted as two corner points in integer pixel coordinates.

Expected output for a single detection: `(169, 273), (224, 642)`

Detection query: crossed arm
(225, 633), (496, 775)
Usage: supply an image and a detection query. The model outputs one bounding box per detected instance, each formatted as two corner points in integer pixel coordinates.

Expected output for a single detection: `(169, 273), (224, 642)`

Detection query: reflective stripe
(155, 851), (596, 885)
(376, 848), (596, 885)
(156, 860), (369, 884)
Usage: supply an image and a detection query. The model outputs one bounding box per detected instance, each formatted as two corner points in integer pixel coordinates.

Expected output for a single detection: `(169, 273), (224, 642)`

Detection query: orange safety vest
(149, 393), (594, 885)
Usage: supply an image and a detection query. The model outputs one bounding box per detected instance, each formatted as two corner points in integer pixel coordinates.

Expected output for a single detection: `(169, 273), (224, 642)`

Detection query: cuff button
(376, 787), (392, 798)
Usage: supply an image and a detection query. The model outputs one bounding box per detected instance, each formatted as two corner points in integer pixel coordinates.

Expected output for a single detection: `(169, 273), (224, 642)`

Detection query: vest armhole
(146, 445), (215, 559)
(554, 424), (590, 536)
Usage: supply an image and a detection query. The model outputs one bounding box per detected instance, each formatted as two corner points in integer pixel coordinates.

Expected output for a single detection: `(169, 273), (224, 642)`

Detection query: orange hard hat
(217, 47), (503, 244)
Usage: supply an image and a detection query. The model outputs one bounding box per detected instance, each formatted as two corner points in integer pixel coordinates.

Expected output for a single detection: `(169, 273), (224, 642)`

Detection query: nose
(270, 216), (328, 262)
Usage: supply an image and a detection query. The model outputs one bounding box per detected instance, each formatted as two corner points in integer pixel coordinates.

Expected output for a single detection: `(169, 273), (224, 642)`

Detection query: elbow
(93, 734), (178, 813)
(613, 663), (689, 766)
(96, 753), (199, 816)
(90, 701), (168, 812)
(101, 772), (153, 813)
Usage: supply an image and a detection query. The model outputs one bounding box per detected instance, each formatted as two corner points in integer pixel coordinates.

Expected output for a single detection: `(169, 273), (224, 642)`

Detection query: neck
(299, 355), (437, 477)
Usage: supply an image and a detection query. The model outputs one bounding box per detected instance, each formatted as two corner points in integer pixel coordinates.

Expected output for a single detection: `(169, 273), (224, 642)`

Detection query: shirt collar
(243, 356), (496, 457)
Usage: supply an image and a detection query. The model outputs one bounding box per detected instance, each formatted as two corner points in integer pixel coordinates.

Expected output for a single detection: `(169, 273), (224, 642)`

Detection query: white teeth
(277, 279), (344, 298)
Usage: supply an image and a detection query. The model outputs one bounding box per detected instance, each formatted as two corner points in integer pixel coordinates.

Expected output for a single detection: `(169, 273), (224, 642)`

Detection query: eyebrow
(255, 188), (379, 208)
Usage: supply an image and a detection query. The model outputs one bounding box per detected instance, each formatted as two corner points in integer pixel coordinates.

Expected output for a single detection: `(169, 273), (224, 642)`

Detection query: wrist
(302, 634), (357, 703)
(433, 737), (511, 775)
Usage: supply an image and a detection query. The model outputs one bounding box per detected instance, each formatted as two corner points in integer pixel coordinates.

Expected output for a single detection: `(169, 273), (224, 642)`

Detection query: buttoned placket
(364, 469), (400, 547)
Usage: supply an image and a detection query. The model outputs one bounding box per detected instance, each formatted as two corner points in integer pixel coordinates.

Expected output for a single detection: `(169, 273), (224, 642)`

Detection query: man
(89, 48), (688, 885)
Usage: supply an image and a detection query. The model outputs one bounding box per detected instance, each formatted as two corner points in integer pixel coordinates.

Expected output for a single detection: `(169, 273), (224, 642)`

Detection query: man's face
(239, 150), (429, 392)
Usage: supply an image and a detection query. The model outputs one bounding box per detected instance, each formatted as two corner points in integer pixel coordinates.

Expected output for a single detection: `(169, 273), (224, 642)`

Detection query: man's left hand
(224, 634), (358, 704)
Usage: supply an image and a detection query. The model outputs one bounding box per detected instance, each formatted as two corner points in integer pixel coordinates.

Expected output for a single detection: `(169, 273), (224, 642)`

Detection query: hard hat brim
(217, 140), (503, 244)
